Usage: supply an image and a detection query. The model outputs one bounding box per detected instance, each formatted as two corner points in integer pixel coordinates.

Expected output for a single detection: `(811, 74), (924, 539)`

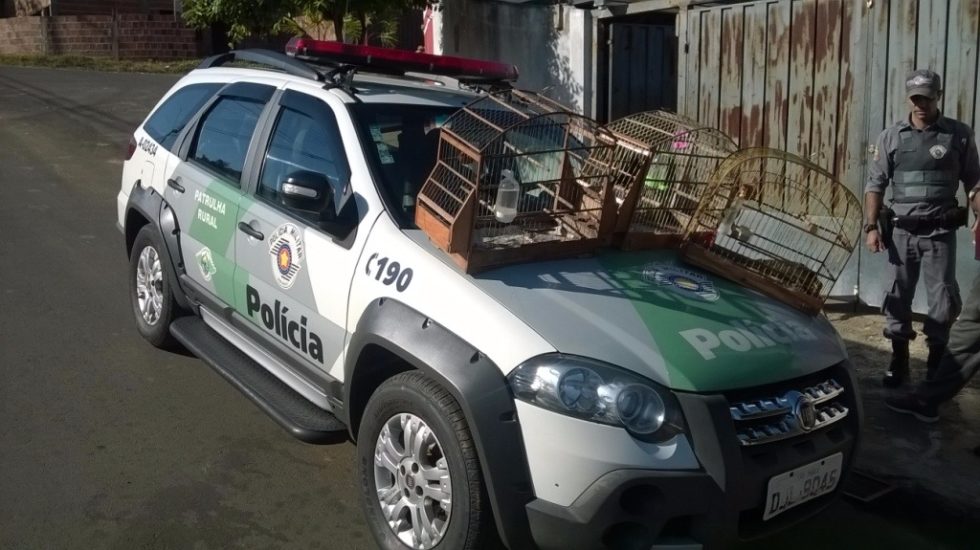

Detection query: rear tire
(129, 225), (179, 349)
(357, 371), (499, 550)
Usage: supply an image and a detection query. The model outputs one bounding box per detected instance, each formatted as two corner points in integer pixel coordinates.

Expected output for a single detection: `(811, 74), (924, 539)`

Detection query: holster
(878, 206), (895, 244)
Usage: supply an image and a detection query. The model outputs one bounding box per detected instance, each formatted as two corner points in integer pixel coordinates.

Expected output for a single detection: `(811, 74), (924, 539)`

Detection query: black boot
(883, 340), (909, 388)
(925, 345), (945, 381)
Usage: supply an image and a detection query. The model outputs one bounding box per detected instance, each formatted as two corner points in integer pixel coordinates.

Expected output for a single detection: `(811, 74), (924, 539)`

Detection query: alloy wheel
(373, 412), (453, 549)
(135, 245), (164, 325)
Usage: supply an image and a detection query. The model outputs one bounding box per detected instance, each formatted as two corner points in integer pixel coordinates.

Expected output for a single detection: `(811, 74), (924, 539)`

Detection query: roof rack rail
(285, 38), (518, 84)
(197, 49), (325, 83)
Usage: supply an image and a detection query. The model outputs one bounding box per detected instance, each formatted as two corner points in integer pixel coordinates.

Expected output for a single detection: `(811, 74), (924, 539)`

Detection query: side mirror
(281, 170), (332, 214)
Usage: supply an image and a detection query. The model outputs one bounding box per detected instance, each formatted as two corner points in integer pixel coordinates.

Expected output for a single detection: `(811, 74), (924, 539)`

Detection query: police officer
(865, 69), (980, 388)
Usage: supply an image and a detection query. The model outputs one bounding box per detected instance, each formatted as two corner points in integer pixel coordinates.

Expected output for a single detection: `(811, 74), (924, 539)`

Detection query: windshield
(350, 103), (459, 227)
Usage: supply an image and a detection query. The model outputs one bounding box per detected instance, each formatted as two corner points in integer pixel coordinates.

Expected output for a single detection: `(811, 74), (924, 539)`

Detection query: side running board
(170, 316), (348, 444)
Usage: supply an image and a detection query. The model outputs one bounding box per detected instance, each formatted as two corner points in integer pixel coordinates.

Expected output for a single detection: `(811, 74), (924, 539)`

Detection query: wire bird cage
(415, 89), (618, 272)
(585, 111), (738, 249)
(679, 148), (862, 314)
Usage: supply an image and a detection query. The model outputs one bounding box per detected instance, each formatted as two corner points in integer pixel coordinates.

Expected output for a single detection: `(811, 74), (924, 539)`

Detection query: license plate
(763, 453), (843, 521)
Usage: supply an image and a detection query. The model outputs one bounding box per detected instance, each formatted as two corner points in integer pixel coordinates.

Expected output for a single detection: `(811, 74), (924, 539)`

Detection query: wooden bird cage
(415, 89), (618, 273)
(590, 111), (738, 249)
(679, 148), (862, 314)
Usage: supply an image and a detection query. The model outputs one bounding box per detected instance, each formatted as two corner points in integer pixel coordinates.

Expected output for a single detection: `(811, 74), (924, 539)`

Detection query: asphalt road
(0, 65), (973, 550)
(0, 66), (371, 549)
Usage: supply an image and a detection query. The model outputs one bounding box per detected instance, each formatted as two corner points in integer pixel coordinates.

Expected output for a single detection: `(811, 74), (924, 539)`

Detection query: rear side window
(189, 96), (266, 185)
(143, 83), (220, 150)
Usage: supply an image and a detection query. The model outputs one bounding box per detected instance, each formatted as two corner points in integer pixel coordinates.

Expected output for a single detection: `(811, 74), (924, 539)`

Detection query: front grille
(729, 378), (849, 446)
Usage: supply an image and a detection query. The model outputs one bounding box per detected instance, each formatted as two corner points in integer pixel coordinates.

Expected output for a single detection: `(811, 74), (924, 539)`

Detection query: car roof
(183, 66), (482, 109)
(350, 74), (481, 108)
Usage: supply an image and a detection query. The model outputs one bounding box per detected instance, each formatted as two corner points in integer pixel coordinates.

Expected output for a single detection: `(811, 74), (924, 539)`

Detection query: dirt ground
(825, 308), (980, 518)
(826, 307), (978, 390)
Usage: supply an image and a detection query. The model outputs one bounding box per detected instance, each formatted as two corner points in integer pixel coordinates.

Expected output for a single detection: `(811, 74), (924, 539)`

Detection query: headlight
(508, 354), (686, 443)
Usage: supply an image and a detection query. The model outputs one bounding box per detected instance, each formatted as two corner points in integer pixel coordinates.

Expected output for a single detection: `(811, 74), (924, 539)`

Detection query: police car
(117, 38), (862, 550)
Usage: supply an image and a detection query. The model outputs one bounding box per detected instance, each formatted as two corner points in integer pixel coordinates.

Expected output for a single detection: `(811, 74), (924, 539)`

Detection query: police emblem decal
(642, 262), (720, 302)
(269, 224), (305, 289)
(908, 75), (931, 87)
(930, 144), (947, 159)
(195, 247), (217, 282)
(794, 395), (817, 431)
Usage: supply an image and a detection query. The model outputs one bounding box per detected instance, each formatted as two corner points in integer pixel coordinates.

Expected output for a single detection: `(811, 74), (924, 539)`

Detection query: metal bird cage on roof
(415, 89), (618, 272)
(679, 148), (862, 314)
(592, 111), (738, 249)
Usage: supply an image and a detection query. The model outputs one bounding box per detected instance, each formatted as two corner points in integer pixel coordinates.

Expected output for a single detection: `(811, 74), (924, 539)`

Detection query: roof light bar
(285, 38), (518, 82)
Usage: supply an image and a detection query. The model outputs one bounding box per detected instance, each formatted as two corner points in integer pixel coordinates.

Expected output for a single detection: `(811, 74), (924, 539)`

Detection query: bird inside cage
(717, 198), (744, 238)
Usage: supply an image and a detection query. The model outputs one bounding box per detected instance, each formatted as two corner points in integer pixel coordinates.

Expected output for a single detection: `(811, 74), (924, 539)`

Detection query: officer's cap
(906, 69), (942, 99)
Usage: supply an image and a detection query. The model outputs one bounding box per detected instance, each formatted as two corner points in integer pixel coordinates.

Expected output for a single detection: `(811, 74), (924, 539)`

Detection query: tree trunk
(332, 10), (345, 43)
(360, 12), (368, 44)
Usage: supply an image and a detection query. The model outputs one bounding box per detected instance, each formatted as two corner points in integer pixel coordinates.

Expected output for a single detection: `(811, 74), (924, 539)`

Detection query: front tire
(128, 225), (179, 349)
(357, 372), (498, 550)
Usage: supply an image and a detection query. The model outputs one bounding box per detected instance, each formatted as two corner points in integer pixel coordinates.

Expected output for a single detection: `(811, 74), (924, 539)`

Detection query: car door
(233, 87), (359, 375)
(163, 82), (276, 308)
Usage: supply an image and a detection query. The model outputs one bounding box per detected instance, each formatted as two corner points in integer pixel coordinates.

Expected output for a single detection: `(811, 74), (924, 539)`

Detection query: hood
(468, 249), (847, 392)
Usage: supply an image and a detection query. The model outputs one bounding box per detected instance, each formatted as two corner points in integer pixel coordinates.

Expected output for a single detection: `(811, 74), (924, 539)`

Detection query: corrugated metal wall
(868, 0), (980, 134)
(680, 0), (980, 307)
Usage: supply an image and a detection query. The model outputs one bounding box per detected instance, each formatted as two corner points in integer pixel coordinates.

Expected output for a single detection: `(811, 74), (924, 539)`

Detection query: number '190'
(365, 253), (413, 292)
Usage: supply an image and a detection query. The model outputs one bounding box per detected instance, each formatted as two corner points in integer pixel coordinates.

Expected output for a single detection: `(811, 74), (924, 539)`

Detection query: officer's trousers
(882, 228), (961, 346)
(916, 271), (980, 404)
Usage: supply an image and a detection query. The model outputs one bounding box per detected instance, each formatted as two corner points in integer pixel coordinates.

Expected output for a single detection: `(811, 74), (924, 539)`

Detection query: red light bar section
(285, 38), (518, 82)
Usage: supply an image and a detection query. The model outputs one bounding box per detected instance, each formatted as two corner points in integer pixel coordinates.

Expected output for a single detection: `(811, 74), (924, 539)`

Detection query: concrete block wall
(0, 15), (197, 58)
(46, 14), (113, 56)
(0, 16), (41, 53)
(113, 14), (196, 58)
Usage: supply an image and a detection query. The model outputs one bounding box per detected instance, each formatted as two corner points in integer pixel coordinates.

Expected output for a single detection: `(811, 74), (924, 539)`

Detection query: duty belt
(891, 207), (968, 232)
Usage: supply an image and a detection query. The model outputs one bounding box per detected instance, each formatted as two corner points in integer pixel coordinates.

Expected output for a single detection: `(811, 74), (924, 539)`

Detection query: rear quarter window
(189, 96), (266, 185)
(143, 83), (221, 150)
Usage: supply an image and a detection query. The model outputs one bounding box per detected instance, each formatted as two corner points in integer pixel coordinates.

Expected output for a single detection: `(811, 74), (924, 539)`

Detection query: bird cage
(679, 148), (862, 314)
(415, 89), (618, 272)
(590, 111), (738, 249)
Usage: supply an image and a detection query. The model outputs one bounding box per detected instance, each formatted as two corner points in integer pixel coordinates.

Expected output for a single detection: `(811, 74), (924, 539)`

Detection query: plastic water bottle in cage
(494, 169), (520, 223)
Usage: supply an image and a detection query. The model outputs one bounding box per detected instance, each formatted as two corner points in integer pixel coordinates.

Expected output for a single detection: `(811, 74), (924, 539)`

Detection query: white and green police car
(117, 40), (862, 550)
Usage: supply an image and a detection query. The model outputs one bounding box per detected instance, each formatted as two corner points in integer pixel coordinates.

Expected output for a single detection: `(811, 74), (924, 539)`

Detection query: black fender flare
(125, 185), (191, 311)
(345, 297), (535, 550)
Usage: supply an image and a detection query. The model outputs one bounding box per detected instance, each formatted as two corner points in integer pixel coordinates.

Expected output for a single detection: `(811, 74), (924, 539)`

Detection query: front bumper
(526, 469), (721, 549)
(524, 362), (862, 549)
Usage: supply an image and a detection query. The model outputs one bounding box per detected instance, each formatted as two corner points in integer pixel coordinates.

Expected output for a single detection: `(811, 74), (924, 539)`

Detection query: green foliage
(182, 0), (435, 47)
(183, 0), (302, 44)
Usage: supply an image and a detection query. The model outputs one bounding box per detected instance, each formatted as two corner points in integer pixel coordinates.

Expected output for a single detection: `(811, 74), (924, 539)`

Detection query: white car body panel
(515, 401), (700, 506)
(344, 216), (556, 382)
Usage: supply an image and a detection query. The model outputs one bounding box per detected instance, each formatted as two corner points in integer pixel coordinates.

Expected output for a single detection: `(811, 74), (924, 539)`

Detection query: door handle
(167, 178), (185, 193)
(238, 221), (264, 241)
